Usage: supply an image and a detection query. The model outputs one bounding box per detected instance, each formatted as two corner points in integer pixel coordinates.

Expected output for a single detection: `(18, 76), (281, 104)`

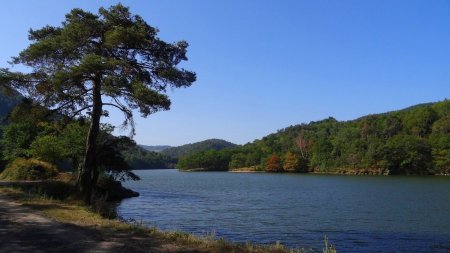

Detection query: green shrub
(0, 158), (58, 181)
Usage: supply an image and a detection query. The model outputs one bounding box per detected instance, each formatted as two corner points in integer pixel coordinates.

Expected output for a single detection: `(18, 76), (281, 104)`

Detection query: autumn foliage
(265, 154), (282, 172)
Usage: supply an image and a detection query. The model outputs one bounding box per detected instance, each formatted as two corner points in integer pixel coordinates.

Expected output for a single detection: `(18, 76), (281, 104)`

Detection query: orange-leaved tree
(265, 154), (283, 172)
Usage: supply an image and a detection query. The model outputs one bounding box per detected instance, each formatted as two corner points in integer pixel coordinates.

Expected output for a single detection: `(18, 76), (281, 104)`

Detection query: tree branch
(69, 105), (94, 119)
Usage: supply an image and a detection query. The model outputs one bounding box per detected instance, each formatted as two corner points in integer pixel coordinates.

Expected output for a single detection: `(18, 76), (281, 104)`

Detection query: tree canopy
(2, 4), (195, 128)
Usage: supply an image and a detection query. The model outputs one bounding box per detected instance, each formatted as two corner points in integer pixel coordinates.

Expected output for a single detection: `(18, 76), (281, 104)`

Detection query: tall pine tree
(1, 4), (196, 203)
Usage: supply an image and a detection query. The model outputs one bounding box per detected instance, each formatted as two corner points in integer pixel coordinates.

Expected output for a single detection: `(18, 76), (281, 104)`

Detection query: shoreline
(0, 185), (299, 253)
(179, 168), (449, 176)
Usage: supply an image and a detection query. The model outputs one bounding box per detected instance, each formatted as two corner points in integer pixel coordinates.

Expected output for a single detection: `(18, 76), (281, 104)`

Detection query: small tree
(1, 4), (196, 202)
(282, 151), (300, 172)
(29, 135), (64, 163)
(283, 151), (309, 172)
(265, 154), (282, 172)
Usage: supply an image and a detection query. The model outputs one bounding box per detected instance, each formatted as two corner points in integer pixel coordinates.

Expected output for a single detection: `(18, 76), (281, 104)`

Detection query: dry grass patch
(0, 158), (58, 181)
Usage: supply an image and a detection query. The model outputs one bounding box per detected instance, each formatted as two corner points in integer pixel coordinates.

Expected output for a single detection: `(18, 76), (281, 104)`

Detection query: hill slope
(178, 100), (450, 175)
(122, 145), (176, 169)
(139, 145), (172, 152)
(161, 139), (238, 158)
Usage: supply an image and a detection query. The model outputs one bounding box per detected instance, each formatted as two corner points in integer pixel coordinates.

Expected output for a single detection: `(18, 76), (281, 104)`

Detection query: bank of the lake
(119, 169), (450, 253)
(0, 186), (296, 253)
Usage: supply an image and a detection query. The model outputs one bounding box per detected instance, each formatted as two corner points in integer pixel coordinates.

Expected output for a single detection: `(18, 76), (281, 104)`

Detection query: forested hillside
(178, 100), (450, 175)
(161, 139), (238, 158)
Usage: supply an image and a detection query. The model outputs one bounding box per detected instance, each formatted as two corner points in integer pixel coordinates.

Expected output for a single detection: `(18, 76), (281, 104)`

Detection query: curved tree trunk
(78, 79), (102, 204)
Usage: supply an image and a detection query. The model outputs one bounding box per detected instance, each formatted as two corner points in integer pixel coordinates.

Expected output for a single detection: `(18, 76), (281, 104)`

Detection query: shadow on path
(0, 195), (124, 253)
(0, 182), (205, 253)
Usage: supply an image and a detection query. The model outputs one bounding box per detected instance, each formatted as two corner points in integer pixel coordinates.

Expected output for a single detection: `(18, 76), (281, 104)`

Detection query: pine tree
(1, 4), (195, 203)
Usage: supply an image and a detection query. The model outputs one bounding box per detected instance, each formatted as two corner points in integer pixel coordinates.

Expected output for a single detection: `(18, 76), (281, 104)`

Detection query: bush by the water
(0, 158), (58, 181)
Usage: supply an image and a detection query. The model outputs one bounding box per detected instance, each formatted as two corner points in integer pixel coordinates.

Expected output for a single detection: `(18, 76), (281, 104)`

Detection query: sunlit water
(118, 169), (450, 252)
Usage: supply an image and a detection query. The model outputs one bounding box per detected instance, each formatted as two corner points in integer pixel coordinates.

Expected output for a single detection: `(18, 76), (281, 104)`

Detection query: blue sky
(1, 1), (449, 146)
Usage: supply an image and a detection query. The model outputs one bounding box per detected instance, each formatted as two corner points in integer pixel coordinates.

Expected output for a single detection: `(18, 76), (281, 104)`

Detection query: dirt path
(0, 190), (208, 253)
(0, 195), (125, 253)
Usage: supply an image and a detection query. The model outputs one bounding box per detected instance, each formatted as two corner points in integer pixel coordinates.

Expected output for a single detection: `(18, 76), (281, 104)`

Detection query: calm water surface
(118, 170), (450, 252)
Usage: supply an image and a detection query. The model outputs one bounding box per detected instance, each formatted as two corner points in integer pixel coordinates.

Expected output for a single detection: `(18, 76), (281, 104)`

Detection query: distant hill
(125, 139), (237, 168)
(161, 139), (238, 158)
(139, 145), (172, 152)
(122, 144), (176, 170)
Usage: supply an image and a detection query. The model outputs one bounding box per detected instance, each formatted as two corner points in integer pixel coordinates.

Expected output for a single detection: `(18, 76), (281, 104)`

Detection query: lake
(118, 169), (450, 252)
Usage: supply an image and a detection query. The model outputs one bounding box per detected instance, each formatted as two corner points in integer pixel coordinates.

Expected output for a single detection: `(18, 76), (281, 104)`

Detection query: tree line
(178, 100), (450, 175)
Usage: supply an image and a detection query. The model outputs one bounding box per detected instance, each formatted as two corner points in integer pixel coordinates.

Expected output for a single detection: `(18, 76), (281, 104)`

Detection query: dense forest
(178, 100), (450, 175)
(0, 90), (175, 173)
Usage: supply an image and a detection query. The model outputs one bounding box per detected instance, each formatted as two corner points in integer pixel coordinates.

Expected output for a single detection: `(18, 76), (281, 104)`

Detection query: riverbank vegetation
(178, 100), (450, 175)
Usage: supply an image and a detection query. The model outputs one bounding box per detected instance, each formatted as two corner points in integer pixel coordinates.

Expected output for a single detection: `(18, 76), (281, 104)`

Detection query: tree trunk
(78, 79), (102, 204)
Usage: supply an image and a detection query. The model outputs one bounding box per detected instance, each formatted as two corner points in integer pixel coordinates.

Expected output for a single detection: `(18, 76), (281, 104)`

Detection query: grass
(0, 158), (58, 181)
(322, 236), (337, 253)
(0, 185), (316, 253)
